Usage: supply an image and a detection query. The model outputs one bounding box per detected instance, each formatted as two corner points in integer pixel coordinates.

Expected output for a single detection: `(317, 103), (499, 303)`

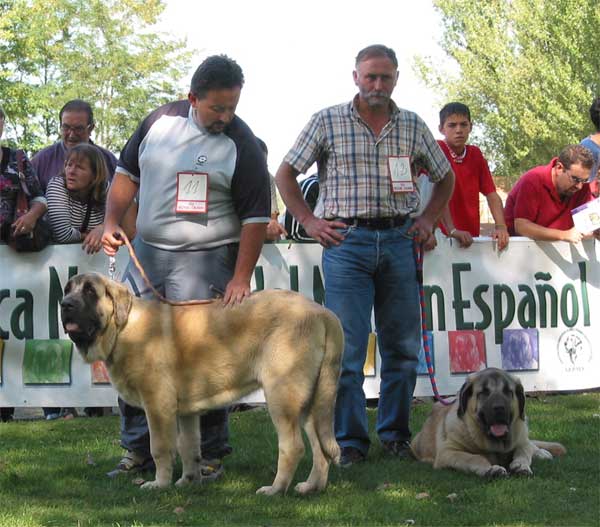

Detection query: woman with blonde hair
(46, 143), (108, 254)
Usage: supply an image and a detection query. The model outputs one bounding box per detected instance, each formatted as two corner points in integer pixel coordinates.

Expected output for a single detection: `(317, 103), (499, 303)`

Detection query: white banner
(0, 236), (597, 407)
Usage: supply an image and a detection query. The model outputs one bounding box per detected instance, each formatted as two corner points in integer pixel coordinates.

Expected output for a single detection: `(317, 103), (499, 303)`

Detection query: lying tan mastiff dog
(410, 368), (566, 477)
(60, 272), (343, 494)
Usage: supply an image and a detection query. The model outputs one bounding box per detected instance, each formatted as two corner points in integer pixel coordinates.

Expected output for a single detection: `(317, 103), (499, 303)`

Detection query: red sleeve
(512, 178), (541, 222)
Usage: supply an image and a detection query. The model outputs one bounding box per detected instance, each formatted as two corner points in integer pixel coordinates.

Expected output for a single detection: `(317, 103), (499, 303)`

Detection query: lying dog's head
(61, 272), (132, 363)
(457, 367), (525, 443)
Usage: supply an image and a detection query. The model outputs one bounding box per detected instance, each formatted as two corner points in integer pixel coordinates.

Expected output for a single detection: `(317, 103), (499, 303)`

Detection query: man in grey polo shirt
(102, 55), (271, 480)
(276, 44), (454, 467)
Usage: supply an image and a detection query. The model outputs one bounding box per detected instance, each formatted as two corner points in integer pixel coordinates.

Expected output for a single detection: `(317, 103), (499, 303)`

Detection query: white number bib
(176, 172), (208, 213)
(388, 156), (415, 193)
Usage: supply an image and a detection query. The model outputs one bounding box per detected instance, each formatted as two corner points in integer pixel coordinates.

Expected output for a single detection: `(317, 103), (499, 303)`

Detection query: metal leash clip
(108, 256), (116, 281)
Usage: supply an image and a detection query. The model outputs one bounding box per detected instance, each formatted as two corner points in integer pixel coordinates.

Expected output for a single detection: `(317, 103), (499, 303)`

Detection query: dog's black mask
(61, 281), (102, 349)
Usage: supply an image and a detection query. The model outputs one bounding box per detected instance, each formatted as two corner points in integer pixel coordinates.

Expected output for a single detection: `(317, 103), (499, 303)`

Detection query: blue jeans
(323, 221), (420, 455)
(118, 239), (236, 460)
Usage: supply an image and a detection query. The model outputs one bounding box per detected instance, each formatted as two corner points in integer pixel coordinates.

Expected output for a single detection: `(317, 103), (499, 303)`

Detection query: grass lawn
(0, 393), (598, 527)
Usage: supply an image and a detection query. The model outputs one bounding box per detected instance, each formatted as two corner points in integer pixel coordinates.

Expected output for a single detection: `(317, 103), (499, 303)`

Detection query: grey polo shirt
(117, 100), (270, 251)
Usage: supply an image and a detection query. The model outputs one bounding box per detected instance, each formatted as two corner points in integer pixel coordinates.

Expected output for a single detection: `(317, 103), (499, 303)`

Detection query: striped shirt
(284, 97), (451, 218)
(46, 176), (105, 243)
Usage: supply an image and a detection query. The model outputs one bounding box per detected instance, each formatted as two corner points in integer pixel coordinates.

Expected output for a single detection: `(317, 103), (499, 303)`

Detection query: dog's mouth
(62, 319), (98, 349)
(488, 423), (509, 439)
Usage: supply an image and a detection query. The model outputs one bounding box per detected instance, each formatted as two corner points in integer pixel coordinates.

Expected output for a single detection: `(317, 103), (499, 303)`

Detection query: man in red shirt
(437, 103), (509, 250)
(505, 144), (598, 243)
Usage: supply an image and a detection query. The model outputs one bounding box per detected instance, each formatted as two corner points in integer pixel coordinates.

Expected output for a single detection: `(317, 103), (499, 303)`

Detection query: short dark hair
(439, 102), (471, 126)
(190, 55), (245, 99)
(558, 144), (595, 171)
(59, 99), (94, 126)
(355, 45), (398, 68)
(589, 97), (600, 132)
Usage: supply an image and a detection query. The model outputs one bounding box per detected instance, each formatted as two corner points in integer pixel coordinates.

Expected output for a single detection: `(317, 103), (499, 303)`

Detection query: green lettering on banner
(0, 289), (9, 339)
(473, 285), (491, 330)
(424, 285), (445, 331)
(560, 284), (578, 327)
(312, 266), (324, 305)
(12, 290), (34, 340)
(535, 282), (558, 328)
(452, 263), (473, 330)
(48, 266), (78, 339)
(578, 262), (590, 325)
(517, 285), (537, 328)
(254, 266), (264, 291)
(493, 284), (515, 344)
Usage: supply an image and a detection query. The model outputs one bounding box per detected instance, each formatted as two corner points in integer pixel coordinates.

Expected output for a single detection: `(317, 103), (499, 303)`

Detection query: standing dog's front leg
(142, 409), (178, 489)
(175, 414), (202, 486)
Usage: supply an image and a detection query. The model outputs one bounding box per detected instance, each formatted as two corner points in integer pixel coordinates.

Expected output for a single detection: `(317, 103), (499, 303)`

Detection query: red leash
(414, 239), (455, 405)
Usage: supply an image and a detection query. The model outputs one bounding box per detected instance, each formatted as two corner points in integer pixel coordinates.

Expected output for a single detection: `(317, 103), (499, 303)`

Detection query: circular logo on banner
(556, 329), (592, 369)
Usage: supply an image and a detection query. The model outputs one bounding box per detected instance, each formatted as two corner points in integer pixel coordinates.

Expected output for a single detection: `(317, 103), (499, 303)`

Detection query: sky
(158, 0), (448, 174)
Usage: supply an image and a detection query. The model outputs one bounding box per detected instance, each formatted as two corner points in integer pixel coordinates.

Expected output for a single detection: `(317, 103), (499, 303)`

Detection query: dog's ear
(457, 378), (473, 419)
(515, 379), (526, 421)
(105, 279), (133, 329)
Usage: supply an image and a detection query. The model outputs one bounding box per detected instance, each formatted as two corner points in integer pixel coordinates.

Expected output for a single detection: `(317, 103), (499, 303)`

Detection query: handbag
(10, 150), (51, 252)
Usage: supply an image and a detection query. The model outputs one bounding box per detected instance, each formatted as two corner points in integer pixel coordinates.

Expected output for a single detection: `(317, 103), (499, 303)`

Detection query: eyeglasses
(566, 172), (588, 185)
(60, 123), (91, 134)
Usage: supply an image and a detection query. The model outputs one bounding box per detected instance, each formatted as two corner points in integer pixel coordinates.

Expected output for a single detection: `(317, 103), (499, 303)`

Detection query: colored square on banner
(22, 340), (73, 384)
(417, 331), (435, 375)
(0, 339), (4, 384)
(501, 329), (539, 371)
(363, 332), (377, 377)
(448, 330), (487, 374)
(91, 361), (111, 384)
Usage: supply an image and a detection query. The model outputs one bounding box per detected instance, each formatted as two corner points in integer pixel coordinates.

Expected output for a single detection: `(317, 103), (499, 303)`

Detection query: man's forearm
(421, 171), (455, 223)
(233, 222), (268, 283)
(275, 162), (314, 224)
(514, 218), (563, 241)
(105, 173), (138, 228)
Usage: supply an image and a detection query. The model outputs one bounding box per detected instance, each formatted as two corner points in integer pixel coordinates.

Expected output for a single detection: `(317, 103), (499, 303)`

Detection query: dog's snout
(61, 296), (76, 311)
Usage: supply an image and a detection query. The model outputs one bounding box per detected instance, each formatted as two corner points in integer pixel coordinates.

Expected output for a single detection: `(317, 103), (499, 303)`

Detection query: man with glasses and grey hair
(31, 99), (117, 192)
(504, 144), (599, 243)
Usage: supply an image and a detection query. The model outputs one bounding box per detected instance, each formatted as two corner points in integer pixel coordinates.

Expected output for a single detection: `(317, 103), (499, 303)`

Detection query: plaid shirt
(284, 96), (451, 218)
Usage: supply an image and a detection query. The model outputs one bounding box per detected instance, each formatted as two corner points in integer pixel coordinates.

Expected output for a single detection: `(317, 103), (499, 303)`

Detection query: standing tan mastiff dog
(410, 368), (566, 477)
(60, 272), (343, 494)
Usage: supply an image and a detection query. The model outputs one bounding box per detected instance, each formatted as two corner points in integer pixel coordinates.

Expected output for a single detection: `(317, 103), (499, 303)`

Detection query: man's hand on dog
(223, 277), (252, 306)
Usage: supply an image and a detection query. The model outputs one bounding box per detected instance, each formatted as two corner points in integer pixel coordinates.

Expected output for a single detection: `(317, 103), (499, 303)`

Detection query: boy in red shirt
(437, 102), (509, 251)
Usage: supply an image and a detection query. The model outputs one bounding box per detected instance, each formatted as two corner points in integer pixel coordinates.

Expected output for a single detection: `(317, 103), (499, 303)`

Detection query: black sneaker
(200, 458), (224, 481)
(106, 451), (155, 478)
(339, 446), (366, 468)
(381, 439), (411, 458)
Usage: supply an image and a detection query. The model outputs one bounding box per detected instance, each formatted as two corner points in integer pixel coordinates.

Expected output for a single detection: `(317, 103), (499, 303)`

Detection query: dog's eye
(503, 385), (512, 397)
(64, 283), (72, 295)
(479, 387), (490, 397)
(83, 282), (97, 298)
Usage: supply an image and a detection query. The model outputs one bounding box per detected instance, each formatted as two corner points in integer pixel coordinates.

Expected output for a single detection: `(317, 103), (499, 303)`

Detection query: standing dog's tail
(311, 309), (344, 465)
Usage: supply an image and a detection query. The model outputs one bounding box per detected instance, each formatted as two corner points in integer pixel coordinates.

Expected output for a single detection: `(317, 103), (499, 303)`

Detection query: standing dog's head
(61, 272), (132, 363)
(457, 367), (525, 443)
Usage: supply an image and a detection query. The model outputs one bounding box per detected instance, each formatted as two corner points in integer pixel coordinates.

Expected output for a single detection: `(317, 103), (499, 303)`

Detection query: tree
(414, 0), (599, 187)
(0, 0), (193, 153)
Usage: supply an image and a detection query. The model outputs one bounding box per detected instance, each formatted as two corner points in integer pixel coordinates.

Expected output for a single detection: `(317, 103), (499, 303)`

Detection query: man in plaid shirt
(276, 44), (454, 466)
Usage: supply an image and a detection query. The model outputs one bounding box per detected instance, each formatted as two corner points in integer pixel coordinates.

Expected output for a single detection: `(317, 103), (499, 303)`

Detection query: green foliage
(0, 394), (598, 526)
(0, 0), (192, 153)
(415, 0), (599, 187)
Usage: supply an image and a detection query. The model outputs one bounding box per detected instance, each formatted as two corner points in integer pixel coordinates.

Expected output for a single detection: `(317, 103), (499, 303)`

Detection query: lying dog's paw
(484, 465), (509, 478)
(533, 448), (553, 461)
(509, 461), (533, 477)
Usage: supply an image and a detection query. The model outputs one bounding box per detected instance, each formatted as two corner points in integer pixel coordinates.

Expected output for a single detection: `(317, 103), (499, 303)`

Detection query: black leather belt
(337, 216), (408, 230)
